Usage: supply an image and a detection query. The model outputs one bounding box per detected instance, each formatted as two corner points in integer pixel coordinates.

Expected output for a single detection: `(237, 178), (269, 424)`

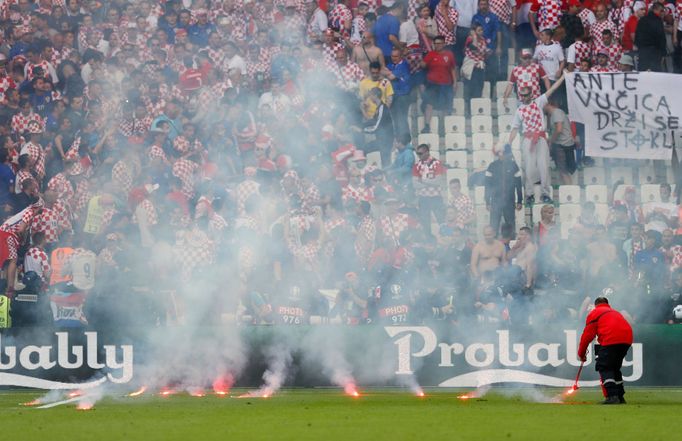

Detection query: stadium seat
(497, 115), (514, 134)
(471, 98), (492, 116)
(610, 166), (634, 185)
(473, 186), (486, 205)
(516, 207), (527, 229)
(452, 98), (466, 116)
(471, 115), (493, 134)
(472, 150), (494, 171)
(366, 151), (382, 169)
(417, 133), (440, 152)
(641, 184), (661, 203)
(455, 81), (464, 98)
(495, 81), (509, 99)
(559, 204), (581, 239)
(447, 168), (468, 189)
(583, 168), (606, 185)
(594, 203), (610, 224)
(508, 48), (516, 65)
(585, 184), (608, 204)
(444, 133), (467, 150)
(417, 116), (439, 133)
(496, 98), (517, 116)
(472, 133), (494, 151)
(531, 204), (544, 223)
(482, 82), (491, 99)
(445, 150), (467, 168)
(558, 185), (581, 204)
(638, 165), (656, 185)
(443, 115), (466, 133)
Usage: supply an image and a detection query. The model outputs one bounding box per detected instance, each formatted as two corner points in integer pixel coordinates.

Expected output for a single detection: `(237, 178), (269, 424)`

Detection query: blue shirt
(390, 144), (415, 186)
(188, 23), (216, 47)
(373, 14), (400, 57)
(387, 60), (412, 96)
(472, 12), (501, 49)
(0, 164), (15, 206)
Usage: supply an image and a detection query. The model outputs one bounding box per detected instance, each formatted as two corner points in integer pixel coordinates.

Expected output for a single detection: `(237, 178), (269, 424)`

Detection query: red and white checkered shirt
(48, 173), (74, 202)
(132, 199), (158, 226)
(412, 157), (445, 198)
(328, 3), (353, 36)
(172, 158), (199, 199)
(173, 136), (202, 156)
(407, 0), (421, 20)
(20, 141), (45, 180)
(516, 98), (547, 134)
(25, 246), (50, 279)
(175, 228), (216, 281)
(143, 96), (167, 118)
(11, 112), (43, 135)
(15, 169), (33, 194)
(608, 6), (628, 41)
(380, 213), (419, 245)
(354, 215), (376, 263)
(509, 63), (547, 100)
(330, 61), (365, 92)
(449, 193), (475, 228)
(342, 182), (374, 204)
(530, 0), (562, 30)
(0, 75), (16, 101)
(148, 144), (168, 163)
(578, 8), (594, 32)
(490, 0), (513, 24)
(589, 18), (616, 49)
(590, 65), (614, 73)
(464, 36), (487, 63)
(30, 207), (61, 243)
(236, 179), (261, 216)
(323, 41), (346, 64)
(572, 40), (592, 67)
(435, 5), (459, 45)
(72, 180), (90, 218)
(593, 42), (623, 71)
(670, 245), (682, 271)
(24, 60), (55, 82)
(112, 161), (133, 194)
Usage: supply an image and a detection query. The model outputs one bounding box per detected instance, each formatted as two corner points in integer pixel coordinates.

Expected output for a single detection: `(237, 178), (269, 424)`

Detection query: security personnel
(484, 144), (523, 237)
(578, 297), (633, 404)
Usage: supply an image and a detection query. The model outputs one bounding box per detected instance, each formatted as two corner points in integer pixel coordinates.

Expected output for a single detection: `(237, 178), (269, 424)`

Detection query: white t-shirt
(223, 54), (246, 75)
(533, 42), (564, 81)
(63, 250), (97, 290)
(310, 8), (328, 38)
(399, 20), (419, 46)
(644, 201), (678, 233)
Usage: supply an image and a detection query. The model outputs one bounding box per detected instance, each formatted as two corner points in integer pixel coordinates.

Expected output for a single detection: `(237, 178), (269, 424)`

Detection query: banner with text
(566, 72), (682, 159)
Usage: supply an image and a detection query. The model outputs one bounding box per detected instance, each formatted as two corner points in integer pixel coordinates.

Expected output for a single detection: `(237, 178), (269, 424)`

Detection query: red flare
(76, 402), (94, 411)
(212, 375), (234, 396)
(457, 394), (472, 400)
(189, 388), (206, 397)
(68, 390), (82, 398)
(344, 383), (360, 397)
(416, 390), (425, 398)
(159, 387), (176, 397)
(20, 399), (41, 406)
(128, 386), (147, 397)
(237, 388), (273, 399)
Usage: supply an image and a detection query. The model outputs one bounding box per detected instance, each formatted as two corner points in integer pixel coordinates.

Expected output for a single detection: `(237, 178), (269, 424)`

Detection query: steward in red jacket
(578, 297), (633, 405)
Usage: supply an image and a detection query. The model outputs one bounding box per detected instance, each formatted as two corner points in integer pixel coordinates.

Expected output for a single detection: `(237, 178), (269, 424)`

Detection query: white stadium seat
(417, 133), (439, 151)
(558, 185), (581, 204)
(640, 184), (661, 203)
(638, 165), (657, 185)
(452, 98), (466, 116)
(443, 115), (466, 134)
(497, 98), (517, 116)
(417, 116), (439, 133)
(444, 133), (468, 150)
(366, 151), (382, 169)
(474, 186), (486, 205)
(455, 81), (464, 98)
(471, 115), (493, 134)
(496, 81), (510, 99)
(447, 168), (468, 190)
(583, 168), (606, 185)
(471, 98), (492, 116)
(594, 203), (610, 224)
(472, 150), (494, 171)
(585, 185), (608, 204)
(497, 115), (514, 134)
(445, 150), (468, 169)
(472, 133), (494, 151)
(559, 204), (581, 239)
(482, 81), (491, 99)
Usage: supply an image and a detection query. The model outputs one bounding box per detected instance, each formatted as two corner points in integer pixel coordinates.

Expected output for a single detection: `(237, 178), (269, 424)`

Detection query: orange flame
(212, 375), (233, 396)
(128, 386), (147, 397)
(76, 402), (94, 411)
(68, 390), (83, 398)
(344, 383), (360, 398)
(159, 388), (176, 397)
(189, 388), (206, 397)
(457, 393), (472, 400)
(20, 399), (41, 406)
(416, 389), (425, 398)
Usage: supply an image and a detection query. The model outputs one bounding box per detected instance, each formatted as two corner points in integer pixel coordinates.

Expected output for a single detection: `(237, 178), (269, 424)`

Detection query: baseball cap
(619, 54), (634, 66)
(597, 50), (609, 57)
(520, 48), (533, 58)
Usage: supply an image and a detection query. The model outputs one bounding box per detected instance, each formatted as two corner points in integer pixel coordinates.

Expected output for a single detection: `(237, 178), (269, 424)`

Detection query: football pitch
(2, 388), (681, 441)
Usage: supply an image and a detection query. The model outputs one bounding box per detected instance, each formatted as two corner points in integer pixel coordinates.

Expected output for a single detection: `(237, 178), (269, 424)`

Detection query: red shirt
(423, 50), (456, 85)
(578, 304), (633, 359)
(622, 15), (638, 51)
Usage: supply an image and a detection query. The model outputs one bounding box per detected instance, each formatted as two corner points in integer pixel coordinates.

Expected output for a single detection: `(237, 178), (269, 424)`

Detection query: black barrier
(1, 325), (681, 388)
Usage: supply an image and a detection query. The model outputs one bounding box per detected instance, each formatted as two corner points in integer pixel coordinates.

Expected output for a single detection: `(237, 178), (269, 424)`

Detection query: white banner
(566, 71), (682, 159)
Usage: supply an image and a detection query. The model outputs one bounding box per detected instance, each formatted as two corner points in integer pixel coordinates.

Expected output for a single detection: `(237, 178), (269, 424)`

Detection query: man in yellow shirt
(359, 61), (394, 118)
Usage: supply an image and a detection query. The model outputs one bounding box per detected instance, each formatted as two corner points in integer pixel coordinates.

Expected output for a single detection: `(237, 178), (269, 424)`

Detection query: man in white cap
(503, 48), (551, 106)
(618, 54), (635, 72)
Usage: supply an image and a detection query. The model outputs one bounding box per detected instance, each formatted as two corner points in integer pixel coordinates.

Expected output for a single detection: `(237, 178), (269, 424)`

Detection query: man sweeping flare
(578, 297), (633, 405)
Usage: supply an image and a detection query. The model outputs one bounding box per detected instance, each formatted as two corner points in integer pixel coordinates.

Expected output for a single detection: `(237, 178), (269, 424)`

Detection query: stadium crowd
(0, 0), (681, 331)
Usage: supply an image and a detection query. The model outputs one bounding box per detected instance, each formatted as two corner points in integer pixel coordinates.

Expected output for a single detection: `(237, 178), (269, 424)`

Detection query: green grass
(2, 388), (681, 441)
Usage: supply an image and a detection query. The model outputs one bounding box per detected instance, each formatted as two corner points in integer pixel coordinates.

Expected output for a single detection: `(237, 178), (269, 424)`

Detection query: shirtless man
(471, 225), (506, 281)
(585, 225), (618, 289)
(507, 226), (537, 289)
(351, 32), (386, 75)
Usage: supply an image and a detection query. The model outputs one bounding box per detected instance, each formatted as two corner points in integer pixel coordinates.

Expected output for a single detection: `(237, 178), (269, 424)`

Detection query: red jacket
(578, 304), (633, 358)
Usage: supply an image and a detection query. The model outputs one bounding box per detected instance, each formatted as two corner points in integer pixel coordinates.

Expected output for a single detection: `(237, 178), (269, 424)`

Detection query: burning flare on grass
(76, 401), (94, 411)
(415, 387), (425, 398)
(344, 383), (360, 398)
(68, 390), (83, 398)
(188, 387), (206, 397)
(128, 386), (148, 397)
(457, 385), (491, 400)
(159, 387), (177, 397)
(21, 399), (42, 406)
(213, 375), (234, 396)
(237, 388), (273, 399)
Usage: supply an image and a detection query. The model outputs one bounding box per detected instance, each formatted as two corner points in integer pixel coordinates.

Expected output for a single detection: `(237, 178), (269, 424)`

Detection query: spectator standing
(387, 134), (415, 191)
(487, 0), (514, 80)
(385, 49), (412, 139)
(374, 2), (404, 65)
(544, 98), (576, 185)
(503, 48), (551, 105)
(472, 0), (502, 82)
(635, 2), (667, 72)
(462, 23), (490, 109)
(420, 35), (457, 133)
(434, 0), (459, 54)
(412, 143), (446, 235)
(453, 0), (480, 65)
(623, 2), (646, 53)
(485, 144), (523, 235)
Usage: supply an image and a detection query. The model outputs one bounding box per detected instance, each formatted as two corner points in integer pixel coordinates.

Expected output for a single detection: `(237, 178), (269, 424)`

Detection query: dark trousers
(675, 31), (682, 74)
(454, 27), (470, 66)
(391, 94), (412, 140)
(490, 202), (516, 237)
(595, 343), (631, 398)
(464, 67), (485, 112)
(418, 195), (444, 236)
